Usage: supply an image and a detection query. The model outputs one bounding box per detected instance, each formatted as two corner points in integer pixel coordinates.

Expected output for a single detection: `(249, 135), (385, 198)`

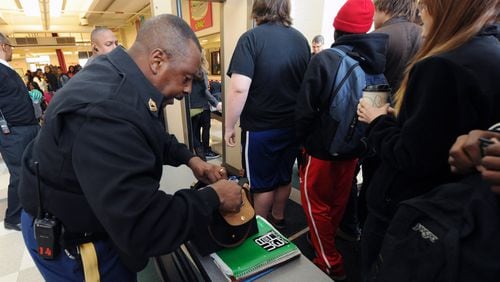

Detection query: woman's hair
(252, 0), (292, 27)
(394, 0), (498, 114)
(374, 0), (419, 23)
(28, 81), (41, 92)
(195, 49), (209, 80)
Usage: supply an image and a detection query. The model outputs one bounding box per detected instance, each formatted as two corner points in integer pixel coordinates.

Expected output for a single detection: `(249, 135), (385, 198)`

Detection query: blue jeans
(21, 211), (136, 282)
(0, 124), (39, 224)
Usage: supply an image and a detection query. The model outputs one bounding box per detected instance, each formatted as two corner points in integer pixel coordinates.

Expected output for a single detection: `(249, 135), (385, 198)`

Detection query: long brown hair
(394, 0), (498, 114)
(252, 0), (292, 27)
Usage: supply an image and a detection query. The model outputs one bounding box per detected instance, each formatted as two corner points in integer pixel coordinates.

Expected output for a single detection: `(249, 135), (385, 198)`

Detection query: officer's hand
(211, 179), (243, 213)
(188, 156), (227, 184)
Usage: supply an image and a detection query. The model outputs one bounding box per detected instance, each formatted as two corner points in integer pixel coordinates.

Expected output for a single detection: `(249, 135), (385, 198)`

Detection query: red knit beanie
(333, 0), (374, 34)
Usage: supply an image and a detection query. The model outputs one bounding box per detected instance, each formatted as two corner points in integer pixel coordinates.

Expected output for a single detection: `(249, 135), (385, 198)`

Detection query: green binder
(211, 215), (301, 281)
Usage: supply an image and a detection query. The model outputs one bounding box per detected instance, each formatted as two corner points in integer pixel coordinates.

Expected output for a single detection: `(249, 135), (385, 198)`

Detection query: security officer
(0, 33), (39, 231)
(19, 14), (242, 281)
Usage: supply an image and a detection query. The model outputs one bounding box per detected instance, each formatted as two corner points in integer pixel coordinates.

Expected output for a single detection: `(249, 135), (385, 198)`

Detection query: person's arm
(224, 73), (251, 147)
(71, 108), (241, 260)
(162, 132), (195, 166)
(163, 129), (226, 184)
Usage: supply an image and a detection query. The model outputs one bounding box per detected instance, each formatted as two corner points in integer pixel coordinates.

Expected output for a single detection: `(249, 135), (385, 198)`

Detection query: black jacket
(295, 33), (388, 160)
(366, 27), (500, 221)
(0, 63), (37, 126)
(19, 47), (220, 271)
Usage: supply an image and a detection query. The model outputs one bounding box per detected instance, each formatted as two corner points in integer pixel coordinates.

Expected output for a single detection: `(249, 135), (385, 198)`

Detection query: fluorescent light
(50, 0), (63, 17)
(20, 0), (40, 17)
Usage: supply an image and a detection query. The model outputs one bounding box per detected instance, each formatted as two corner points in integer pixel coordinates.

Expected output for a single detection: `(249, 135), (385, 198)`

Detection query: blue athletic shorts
(241, 127), (298, 193)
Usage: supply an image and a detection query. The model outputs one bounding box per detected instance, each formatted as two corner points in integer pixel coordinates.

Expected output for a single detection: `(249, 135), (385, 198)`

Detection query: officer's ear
(150, 48), (169, 75)
(91, 42), (98, 54)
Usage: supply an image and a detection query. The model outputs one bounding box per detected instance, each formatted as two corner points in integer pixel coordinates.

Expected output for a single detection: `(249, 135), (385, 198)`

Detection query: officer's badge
(148, 98), (158, 112)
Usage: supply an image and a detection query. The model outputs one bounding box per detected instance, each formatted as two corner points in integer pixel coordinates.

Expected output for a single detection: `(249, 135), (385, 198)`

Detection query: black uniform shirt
(19, 47), (220, 271)
(0, 63), (37, 126)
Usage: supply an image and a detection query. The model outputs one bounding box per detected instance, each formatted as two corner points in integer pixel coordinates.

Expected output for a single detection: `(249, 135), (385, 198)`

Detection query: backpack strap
(321, 45), (360, 110)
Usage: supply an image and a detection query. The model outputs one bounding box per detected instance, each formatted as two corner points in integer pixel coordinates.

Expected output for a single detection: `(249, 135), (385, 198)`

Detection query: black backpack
(368, 174), (500, 282)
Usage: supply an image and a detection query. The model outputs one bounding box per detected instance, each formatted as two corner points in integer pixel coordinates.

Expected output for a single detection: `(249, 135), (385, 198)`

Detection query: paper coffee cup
(362, 84), (391, 107)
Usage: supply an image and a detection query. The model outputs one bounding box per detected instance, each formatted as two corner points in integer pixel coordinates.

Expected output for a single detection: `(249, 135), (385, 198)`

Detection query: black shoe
(4, 221), (21, 231)
(205, 149), (220, 160)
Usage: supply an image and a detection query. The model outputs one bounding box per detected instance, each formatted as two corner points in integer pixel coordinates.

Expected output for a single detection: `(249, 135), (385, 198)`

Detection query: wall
(181, 1), (222, 37)
(291, 0), (346, 48)
(120, 21), (139, 49)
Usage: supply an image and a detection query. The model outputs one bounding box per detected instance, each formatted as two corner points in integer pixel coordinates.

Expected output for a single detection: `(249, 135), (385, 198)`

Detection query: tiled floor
(0, 159), (44, 282)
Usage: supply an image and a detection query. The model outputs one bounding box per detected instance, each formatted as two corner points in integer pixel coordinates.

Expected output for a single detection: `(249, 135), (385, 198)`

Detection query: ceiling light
(50, 0), (63, 17)
(20, 0), (41, 17)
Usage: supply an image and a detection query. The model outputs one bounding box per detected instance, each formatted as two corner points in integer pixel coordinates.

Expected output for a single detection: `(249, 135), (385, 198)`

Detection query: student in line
(357, 0), (500, 277)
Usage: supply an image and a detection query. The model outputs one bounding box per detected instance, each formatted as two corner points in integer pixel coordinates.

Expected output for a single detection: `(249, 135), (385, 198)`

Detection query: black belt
(60, 228), (108, 249)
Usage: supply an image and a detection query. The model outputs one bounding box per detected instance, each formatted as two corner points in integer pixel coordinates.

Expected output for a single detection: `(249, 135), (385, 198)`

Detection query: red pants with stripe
(300, 152), (357, 274)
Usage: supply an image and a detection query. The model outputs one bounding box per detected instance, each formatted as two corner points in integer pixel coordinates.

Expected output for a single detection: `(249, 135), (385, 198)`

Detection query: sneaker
(205, 149), (220, 160)
(267, 213), (286, 230)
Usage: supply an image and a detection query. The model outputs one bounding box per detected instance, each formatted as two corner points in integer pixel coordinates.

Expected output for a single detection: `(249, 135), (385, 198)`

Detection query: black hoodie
(295, 33), (388, 160)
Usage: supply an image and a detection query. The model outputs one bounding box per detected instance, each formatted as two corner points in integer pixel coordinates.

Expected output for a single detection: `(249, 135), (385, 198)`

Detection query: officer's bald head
(133, 14), (201, 61)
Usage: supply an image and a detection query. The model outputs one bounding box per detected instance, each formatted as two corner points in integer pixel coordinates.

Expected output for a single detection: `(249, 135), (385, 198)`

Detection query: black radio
(33, 162), (61, 259)
(34, 216), (60, 259)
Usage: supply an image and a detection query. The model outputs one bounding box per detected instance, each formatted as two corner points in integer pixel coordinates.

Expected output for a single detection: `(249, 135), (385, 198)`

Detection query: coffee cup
(362, 84), (391, 108)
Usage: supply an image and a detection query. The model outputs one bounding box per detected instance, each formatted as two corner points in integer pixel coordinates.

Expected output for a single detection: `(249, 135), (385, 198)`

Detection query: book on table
(210, 215), (301, 281)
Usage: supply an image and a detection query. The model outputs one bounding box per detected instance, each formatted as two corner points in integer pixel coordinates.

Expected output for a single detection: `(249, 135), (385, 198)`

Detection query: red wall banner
(189, 0), (213, 31)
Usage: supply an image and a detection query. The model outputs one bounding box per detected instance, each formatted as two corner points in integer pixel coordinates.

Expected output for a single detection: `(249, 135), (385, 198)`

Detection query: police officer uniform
(19, 47), (220, 280)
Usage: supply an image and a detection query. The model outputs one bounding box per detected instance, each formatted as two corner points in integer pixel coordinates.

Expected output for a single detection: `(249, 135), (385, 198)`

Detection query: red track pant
(300, 152), (357, 274)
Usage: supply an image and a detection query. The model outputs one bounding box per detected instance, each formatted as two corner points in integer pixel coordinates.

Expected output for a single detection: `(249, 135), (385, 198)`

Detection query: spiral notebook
(210, 215), (301, 281)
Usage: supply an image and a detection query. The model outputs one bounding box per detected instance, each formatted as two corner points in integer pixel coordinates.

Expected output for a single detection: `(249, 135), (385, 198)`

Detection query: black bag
(320, 46), (387, 158)
(191, 182), (258, 256)
(368, 174), (500, 282)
